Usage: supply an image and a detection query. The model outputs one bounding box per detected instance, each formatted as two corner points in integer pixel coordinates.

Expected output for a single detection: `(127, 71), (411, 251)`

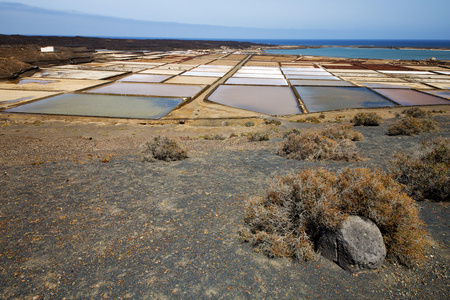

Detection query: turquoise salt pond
(5, 94), (183, 119)
(295, 86), (396, 112)
(208, 85), (301, 115)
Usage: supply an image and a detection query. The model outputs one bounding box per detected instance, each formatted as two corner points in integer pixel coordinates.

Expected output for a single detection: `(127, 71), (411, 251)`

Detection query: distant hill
(0, 2), (323, 40)
(0, 34), (268, 51)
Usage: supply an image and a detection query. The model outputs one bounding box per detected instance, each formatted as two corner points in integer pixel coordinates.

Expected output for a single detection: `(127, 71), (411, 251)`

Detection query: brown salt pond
(373, 89), (450, 106)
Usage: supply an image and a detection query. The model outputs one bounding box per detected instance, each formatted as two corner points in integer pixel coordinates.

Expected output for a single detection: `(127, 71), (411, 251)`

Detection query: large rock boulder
(317, 216), (386, 272)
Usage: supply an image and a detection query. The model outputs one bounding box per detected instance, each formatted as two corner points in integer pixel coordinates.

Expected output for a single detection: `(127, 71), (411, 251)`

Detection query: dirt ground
(0, 110), (449, 299)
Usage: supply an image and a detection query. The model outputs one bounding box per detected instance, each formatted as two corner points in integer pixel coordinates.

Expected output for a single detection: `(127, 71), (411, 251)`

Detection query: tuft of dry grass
(278, 130), (361, 161)
(387, 117), (439, 136)
(244, 121), (255, 127)
(320, 124), (363, 141)
(241, 168), (429, 266)
(402, 107), (431, 118)
(141, 136), (187, 162)
(248, 131), (270, 142)
(390, 137), (449, 201)
(352, 112), (382, 126)
(203, 134), (226, 140)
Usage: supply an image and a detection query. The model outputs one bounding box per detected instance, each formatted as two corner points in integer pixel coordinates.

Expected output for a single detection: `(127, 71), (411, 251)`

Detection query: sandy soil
(0, 111), (449, 299)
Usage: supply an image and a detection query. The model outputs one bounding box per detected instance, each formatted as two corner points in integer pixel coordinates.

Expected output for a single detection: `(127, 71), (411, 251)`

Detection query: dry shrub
(283, 128), (301, 138)
(244, 121), (255, 127)
(402, 107), (431, 118)
(320, 124), (363, 141)
(390, 137), (449, 201)
(241, 168), (429, 266)
(278, 131), (360, 161)
(248, 131), (270, 142)
(265, 119), (282, 126)
(203, 134), (226, 140)
(352, 112), (382, 126)
(141, 136), (187, 162)
(387, 117), (439, 136)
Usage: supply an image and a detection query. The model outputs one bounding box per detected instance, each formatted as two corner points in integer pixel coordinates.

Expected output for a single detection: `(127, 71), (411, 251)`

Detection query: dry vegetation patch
(387, 117), (439, 136)
(320, 124), (363, 141)
(390, 137), (450, 201)
(141, 136), (187, 162)
(352, 112), (382, 126)
(241, 168), (429, 266)
(278, 126), (362, 161)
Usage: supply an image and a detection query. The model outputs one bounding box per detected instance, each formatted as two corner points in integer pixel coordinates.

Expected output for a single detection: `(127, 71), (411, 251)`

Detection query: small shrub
(203, 134), (226, 140)
(387, 117), (439, 136)
(402, 107), (431, 118)
(264, 119), (282, 126)
(306, 116), (321, 123)
(390, 137), (450, 201)
(248, 131), (270, 142)
(319, 114), (326, 119)
(277, 131), (360, 161)
(283, 128), (301, 138)
(141, 136), (187, 162)
(244, 121), (255, 127)
(352, 112), (382, 126)
(229, 133), (239, 138)
(321, 124), (363, 141)
(241, 168), (429, 266)
(221, 121), (230, 127)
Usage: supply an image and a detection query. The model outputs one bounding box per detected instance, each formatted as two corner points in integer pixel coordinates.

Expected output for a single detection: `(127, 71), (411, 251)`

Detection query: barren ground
(0, 111), (449, 299)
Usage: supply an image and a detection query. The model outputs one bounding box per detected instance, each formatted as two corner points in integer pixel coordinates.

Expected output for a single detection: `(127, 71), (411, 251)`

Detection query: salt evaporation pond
(87, 82), (203, 98)
(295, 86), (396, 112)
(5, 94), (182, 119)
(289, 80), (354, 87)
(208, 85), (301, 115)
(373, 89), (450, 106)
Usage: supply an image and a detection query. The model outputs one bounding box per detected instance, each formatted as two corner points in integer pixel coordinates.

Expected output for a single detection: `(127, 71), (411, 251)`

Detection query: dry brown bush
(248, 131), (270, 142)
(352, 112), (382, 126)
(402, 107), (431, 118)
(320, 124), (363, 141)
(390, 137), (450, 201)
(241, 168), (429, 266)
(387, 117), (439, 136)
(141, 136), (187, 162)
(278, 131), (360, 161)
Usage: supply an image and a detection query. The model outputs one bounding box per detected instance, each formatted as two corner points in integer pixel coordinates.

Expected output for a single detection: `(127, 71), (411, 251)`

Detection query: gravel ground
(0, 113), (449, 299)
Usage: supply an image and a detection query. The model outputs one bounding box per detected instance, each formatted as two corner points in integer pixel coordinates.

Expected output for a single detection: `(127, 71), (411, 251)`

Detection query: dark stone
(317, 216), (386, 272)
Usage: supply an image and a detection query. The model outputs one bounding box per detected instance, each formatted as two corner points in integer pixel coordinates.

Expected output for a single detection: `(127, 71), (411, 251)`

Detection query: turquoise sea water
(265, 47), (450, 60)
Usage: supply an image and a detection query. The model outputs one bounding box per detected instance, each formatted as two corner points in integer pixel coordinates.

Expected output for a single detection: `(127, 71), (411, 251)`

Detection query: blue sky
(1, 0), (449, 39)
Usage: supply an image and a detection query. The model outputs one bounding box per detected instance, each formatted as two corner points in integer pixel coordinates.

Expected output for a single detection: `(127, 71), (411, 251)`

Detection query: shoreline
(1, 34), (450, 51)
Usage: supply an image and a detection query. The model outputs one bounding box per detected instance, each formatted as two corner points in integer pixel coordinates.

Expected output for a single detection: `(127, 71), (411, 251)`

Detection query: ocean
(232, 39), (450, 48)
(100, 37), (450, 60)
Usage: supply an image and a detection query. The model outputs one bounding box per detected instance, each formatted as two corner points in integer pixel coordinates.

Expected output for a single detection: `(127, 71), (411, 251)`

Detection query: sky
(1, 0), (449, 39)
